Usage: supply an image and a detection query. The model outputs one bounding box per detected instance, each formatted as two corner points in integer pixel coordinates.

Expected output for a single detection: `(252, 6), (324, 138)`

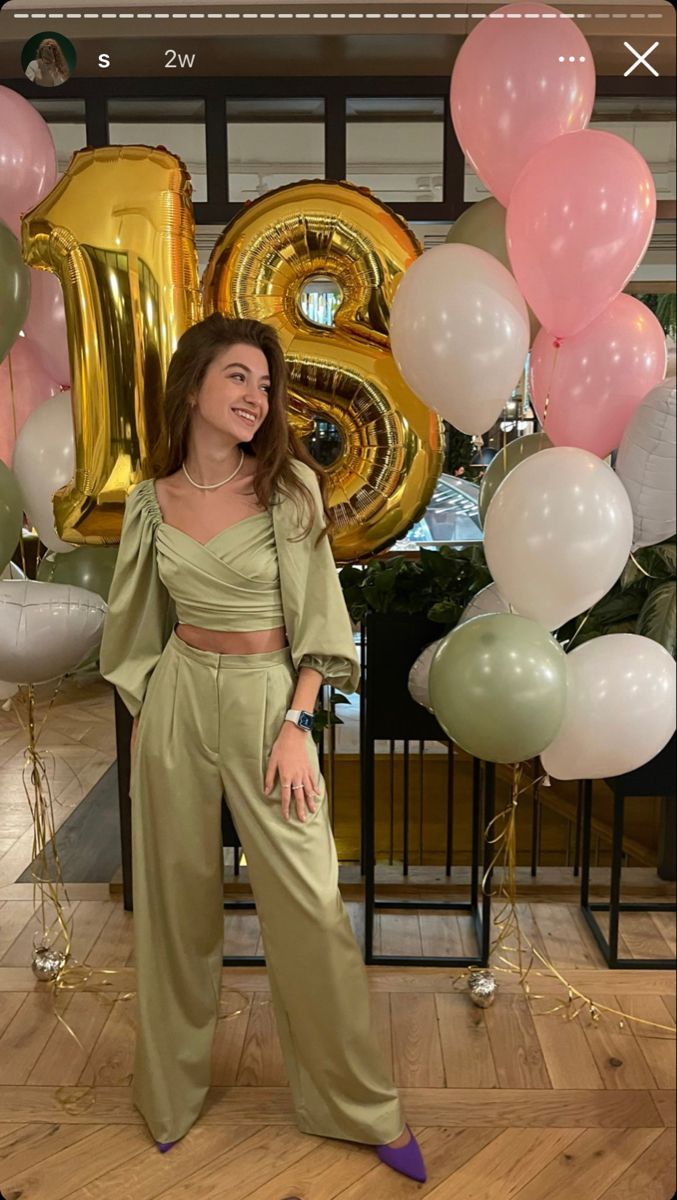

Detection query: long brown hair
(37, 38), (69, 75)
(150, 314), (334, 545)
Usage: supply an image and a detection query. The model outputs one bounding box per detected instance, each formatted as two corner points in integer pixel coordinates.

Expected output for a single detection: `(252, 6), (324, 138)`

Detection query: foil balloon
(458, 582), (511, 625)
(615, 381), (676, 551)
(0, 580), (107, 683)
(408, 637), (444, 711)
(20, 145), (202, 545)
(202, 180), (444, 562)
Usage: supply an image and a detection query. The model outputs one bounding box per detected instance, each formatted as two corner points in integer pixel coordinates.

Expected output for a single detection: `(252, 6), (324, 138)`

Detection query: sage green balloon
(0, 219), (32, 362)
(478, 432), (552, 527)
(0, 461), (24, 573)
(446, 197), (540, 343)
(37, 544), (118, 601)
(428, 612), (567, 764)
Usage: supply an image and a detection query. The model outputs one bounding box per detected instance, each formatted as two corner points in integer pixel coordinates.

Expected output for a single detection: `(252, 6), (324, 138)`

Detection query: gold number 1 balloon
(22, 152), (442, 556)
(21, 146), (202, 543)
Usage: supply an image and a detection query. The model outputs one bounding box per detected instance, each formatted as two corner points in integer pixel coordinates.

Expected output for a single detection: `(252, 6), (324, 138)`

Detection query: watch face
(299, 711), (314, 730)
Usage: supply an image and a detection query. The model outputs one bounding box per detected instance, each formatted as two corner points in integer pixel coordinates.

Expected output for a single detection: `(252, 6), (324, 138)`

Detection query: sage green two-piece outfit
(99, 458), (404, 1147)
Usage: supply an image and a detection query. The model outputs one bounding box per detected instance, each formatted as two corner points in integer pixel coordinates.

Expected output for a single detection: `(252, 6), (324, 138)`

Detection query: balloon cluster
(404, 3), (675, 780)
(0, 87), (108, 695)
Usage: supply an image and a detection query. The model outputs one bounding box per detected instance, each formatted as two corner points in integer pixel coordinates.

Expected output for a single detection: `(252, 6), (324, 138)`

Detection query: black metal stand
(580, 734), (677, 971)
(113, 689), (134, 914)
(361, 613), (493, 966)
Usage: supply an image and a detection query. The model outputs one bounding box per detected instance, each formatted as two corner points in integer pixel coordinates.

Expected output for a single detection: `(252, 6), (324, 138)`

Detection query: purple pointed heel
(155, 1140), (177, 1153)
(376, 1124), (427, 1183)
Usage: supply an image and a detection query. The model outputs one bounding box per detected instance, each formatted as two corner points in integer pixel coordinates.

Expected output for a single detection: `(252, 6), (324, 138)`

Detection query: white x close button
(623, 41), (660, 78)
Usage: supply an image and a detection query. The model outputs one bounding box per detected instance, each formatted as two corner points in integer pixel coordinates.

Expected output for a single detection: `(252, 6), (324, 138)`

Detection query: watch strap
(285, 708), (313, 730)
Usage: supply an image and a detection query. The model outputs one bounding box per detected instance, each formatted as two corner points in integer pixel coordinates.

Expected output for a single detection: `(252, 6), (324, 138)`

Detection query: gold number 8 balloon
(21, 147), (443, 560)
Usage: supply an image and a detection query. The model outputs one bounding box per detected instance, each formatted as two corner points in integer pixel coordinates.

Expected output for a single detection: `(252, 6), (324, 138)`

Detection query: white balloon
(0, 580), (106, 683)
(615, 381), (676, 551)
(458, 582), (510, 625)
(11, 390), (76, 554)
(408, 638), (444, 710)
(389, 243), (530, 436)
(484, 447), (634, 631)
(541, 634), (676, 780)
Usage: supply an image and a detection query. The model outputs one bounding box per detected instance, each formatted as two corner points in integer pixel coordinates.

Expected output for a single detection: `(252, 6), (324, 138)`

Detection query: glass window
(107, 98), (207, 202)
(28, 98), (86, 176)
(591, 96), (675, 202)
(226, 98), (325, 204)
(463, 94), (676, 202)
(346, 97), (444, 205)
(299, 275), (342, 329)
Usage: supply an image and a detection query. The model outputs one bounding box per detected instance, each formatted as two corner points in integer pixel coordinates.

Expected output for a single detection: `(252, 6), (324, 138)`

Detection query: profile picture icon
(21, 32), (76, 88)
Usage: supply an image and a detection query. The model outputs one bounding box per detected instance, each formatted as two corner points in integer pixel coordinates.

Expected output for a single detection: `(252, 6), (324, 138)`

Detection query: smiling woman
(95, 313), (414, 1165)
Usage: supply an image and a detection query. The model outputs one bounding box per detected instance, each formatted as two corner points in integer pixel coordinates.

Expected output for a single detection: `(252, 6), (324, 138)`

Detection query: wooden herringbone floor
(0, 673), (675, 1197)
(0, 888), (675, 1199)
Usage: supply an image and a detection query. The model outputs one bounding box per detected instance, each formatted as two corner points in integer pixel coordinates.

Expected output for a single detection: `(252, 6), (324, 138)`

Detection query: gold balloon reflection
(21, 145), (202, 544)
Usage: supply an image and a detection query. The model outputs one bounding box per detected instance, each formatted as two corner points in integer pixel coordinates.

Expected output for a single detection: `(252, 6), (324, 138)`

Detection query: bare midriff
(174, 623), (289, 654)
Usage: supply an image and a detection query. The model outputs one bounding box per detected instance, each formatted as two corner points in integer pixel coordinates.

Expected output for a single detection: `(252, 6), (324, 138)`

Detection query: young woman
(99, 314), (427, 1183)
(25, 38), (69, 87)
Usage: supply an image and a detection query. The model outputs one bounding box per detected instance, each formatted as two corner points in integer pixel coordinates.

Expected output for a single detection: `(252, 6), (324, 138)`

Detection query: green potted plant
(339, 544), (492, 630)
(339, 546), (493, 733)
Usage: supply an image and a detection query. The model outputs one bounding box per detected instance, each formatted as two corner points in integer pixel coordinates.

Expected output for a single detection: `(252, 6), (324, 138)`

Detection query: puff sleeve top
(99, 483), (177, 719)
(99, 457), (361, 718)
(272, 459), (360, 696)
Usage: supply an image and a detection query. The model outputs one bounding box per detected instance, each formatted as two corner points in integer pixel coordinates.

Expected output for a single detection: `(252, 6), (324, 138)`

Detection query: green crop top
(99, 458), (360, 717)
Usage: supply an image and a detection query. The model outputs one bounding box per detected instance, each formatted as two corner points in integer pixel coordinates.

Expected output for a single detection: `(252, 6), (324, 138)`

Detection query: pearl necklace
(181, 449), (245, 490)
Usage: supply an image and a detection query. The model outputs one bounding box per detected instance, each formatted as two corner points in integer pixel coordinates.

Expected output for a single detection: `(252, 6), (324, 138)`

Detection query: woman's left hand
(264, 723), (322, 822)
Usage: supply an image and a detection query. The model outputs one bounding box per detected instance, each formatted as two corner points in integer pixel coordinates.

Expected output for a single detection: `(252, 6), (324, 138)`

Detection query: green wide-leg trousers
(129, 629), (405, 1146)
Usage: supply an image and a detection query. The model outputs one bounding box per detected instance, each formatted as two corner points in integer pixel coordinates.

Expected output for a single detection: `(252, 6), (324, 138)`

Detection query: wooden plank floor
(0, 891), (674, 1199)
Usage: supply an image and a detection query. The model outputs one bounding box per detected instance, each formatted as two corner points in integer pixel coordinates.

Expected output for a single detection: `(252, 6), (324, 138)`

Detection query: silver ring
(291, 784), (304, 790)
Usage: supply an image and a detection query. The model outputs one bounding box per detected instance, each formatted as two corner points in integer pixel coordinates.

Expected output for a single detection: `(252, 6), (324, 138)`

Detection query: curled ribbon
(5, 676), (260, 1116)
(453, 762), (675, 1036)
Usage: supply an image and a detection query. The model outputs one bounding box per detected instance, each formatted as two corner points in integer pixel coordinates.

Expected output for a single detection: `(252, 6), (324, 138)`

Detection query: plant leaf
(636, 582), (677, 657)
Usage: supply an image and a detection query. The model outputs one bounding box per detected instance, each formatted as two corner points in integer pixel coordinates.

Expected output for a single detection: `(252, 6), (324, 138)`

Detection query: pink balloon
(0, 86), (58, 239)
(530, 295), (667, 458)
(0, 337), (60, 467)
(22, 270), (70, 386)
(450, 1), (594, 207)
(506, 130), (656, 339)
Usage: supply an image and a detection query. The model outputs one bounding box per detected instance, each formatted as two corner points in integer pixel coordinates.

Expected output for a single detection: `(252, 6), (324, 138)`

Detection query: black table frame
(360, 613), (494, 967)
(579, 736), (677, 971)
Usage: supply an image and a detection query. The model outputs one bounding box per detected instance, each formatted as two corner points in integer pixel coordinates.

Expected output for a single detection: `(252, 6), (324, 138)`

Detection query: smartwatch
(284, 708), (314, 732)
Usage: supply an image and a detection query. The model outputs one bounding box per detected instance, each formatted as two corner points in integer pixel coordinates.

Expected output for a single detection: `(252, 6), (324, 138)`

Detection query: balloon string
(8, 348), (18, 443)
(561, 607), (593, 653)
(542, 340), (561, 429)
(3, 682), (259, 1116)
(468, 763), (676, 1036)
(629, 552), (661, 581)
